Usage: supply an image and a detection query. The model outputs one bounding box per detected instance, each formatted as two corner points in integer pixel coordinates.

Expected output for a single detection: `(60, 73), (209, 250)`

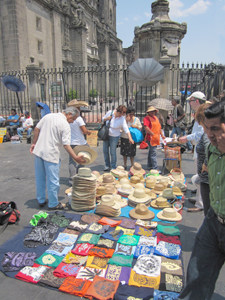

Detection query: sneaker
(103, 167), (110, 172)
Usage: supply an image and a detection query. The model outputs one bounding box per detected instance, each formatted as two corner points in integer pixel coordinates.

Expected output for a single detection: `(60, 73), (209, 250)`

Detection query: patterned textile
(85, 275), (120, 300)
(101, 228), (124, 241)
(134, 226), (156, 237)
(46, 243), (74, 257)
(62, 252), (88, 265)
(108, 253), (133, 267)
(156, 233), (181, 245)
(30, 212), (48, 226)
(133, 254), (161, 277)
(63, 228), (80, 235)
(119, 218), (136, 229)
(138, 236), (157, 247)
(98, 217), (122, 227)
(86, 255), (109, 269)
(67, 220), (88, 232)
(38, 268), (65, 288)
(81, 213), (101, 224)
(53, 232), (78, 246)
(76, 267), (106, 281)
(115, 226), (135, 235)
(35, 253), (63, 268)
(160, 257), (183, 276)
(128, 269), (160, 289)
(1, 252), (37, 272)
(154, 242), (181, 259)
(157, 224), (180, 236)
(118, 235), (140, 246)
(153, 289), (179, 300)
(159, 273), (184, 293)
(53, 262), (80, 278)
(97, 238), (117, 249)
(115, 284), (154, 300)
(88, 247), (115, 258)
(115, 243), (135, 256)
(77, 233), (101, 245)
(45, 213), (71, 227)
(134, 245), (154, 258)
(85, 223), (110, 234)
(59, 277), (92, 297)
(71, 243), (94, 256)
(105, 265), (131, 284)
(15, 265), (49, 284)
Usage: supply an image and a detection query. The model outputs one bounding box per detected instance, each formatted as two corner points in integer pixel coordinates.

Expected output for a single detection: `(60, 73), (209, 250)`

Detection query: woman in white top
(120, 107), (142, 170)
(102, 105), (134, 171)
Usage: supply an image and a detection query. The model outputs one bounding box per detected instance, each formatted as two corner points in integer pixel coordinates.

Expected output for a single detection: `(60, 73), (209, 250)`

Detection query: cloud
(144, 12), (151, 18)
(169, 0), (211, 18)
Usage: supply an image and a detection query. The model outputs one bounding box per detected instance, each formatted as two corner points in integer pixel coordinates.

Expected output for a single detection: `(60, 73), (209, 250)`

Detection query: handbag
(98, 111), (113, 141)
(129, 127), (144, 143)
(139, 135), (148, 149)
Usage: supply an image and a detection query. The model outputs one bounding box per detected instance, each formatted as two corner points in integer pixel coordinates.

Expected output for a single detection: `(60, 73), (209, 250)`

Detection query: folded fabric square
(118, 234), (140, 246)
(134, 226), (156, 237)
(86, 255), (109, 269)
(77, 233), (101, 245)
(133, 254), (161, 277)
(119, 218), (136, 229)
(160, 257), (183, 276)
(105, 265), (131, 284)
(63, 228), (80, 235)
(159, 273), (184, 293)
(53, 232), (78, 246)
(97, 238), (117, 249)
(138, 236), (157, 247)
(35, 253), (63, 268)
(153, 289), (179, 300)
(115, 226), (135, 235)
(62, 251), (88, 265)
(85, 222), (110, 234)
(88, 247), (115, 258)
(134, 245), (154, 258)
(108, 253), (133, 267)
(71, 243), (94, 256)
(101, 228), (124, 241)
(15, 265), (49, 284)
(45, 213), (72, 227)
(38, 268), (65, 288)
(46, 243), (74, 257)
(156, 232), (181, 245)
(154, 241), (181, 259)
(98, 217), (122, 227)
(76, 267), (106, 281)
(115, 284), (154, 300)
(157, 224), (180, 236)
(128, 269), (160, 289)
(53, 262), (80, 278)
(59, 277), (92, 297)
(1, 252), (37, 272)
(67, 220), (88, 232)
(115, 243), (135, 256)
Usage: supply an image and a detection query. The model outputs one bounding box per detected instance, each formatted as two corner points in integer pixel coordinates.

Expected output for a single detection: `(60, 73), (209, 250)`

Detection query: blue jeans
(147, 141), (157, 169)
(17, 127), (32, 138)
(170, 127), (193, 151)
(35, 155), (61, 208)
(179, 207), (225, 300)
(103, 136), (120, 169)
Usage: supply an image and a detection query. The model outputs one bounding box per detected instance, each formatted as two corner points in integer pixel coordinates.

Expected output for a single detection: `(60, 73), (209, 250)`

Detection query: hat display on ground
(151, 183), (165, 194)
(160, 188), (176, 200)
(146, 169), (160, 177)
(151, 196), (171, 209)
(145, 177), (157, 189)
(172, 181), (186, 192)
(128, 188), (152, 207)
(172, 186), (183, 196)
(92, 171), (101, 179)
(98, 173), (116, 185)
(117, 183), (134, 197)
(71, 168), (96, 211)
(130, 175), (141, 186)
(68, 99), (89, 107)
(130, 162), (146, 176)
(157, 207), (182, 222)
(111, 166), (129, 179)
(169, 168), (185, 184)
(129, 203), (155, 220)
(73, 145), (98, 165)
(96, 195), (121, 217)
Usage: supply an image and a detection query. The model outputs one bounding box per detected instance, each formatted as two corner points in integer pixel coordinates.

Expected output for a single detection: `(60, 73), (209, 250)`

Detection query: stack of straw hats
(71, 168), (96, 211)
(151, 196), (171, 209)
(128, 188), (152, 207)
(95, 194), (121, 217)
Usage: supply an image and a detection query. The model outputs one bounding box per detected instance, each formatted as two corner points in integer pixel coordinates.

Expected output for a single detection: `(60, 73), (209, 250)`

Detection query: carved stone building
(0, 0), (126, 72)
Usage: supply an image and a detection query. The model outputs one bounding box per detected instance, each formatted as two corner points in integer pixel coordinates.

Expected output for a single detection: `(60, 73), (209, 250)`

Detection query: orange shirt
(143, 115), (161, 146)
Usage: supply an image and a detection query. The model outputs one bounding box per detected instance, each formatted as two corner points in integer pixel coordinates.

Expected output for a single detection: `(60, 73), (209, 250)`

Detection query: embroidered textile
(1, 252), (37, 272)
(46, 243), (73, 257)
(68, 220), (88, 232)
(15, 265), (49, 283)
(119, 218), (136, 229)
(62, 252), (88, 265)
(53, 262), (80, 278)
(85, 222), (110, 234)
(115, 226), (135, 235)
(133, 254), (161, 277)
(76, 267), (106, 281)
(155, 241), (181, 259)
(63, 228), (80, 235)
(98, 217), (122, 227)
(35, 253), (63, 268)
(134, 245), (154, 258)
(108, 253), (133, 267)
(77, 233), (101, 245)
(115, 243), (135, 256)
(81, 214), (101, 224)
(97, 238), (117, 249)
(138, 236), (157, 247)
(85, 275), (120, 300)
(53, 232), (78, 246)
(156, 233), (181, 245)
(115, 284), (154, 300)
(159, 273), (184, 293)
(59, 277), (92, 297)
(118, 235), (140, 246)
(157, 224), (180, 236)
(88, 247), (115, 258)
(71, 243), (94, 256)
(105, 265), (131, 284)
(101, 228), (124, 241)
(153, 289), (179, 300)
(38, 268), (65, 288)
(134, 226), (156, 237)
(86, 255), (109, 269)
(46, 213), (71, 227)
(161, 257), (183, 276)
(128, 269), (160, 289)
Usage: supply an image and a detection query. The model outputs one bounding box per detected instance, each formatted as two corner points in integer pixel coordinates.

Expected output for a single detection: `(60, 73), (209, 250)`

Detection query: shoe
(187, 207), (203, 212)
(123, 166), (127, 171)
(191, 189), (197, 194)
(186, 150), (193, 154)
(27, 137), (31, 144)
(188, 198), (196, 204)
(103, 167), (110, 172)
(48, 202), (66, 210)
(39, 201), (47, 208)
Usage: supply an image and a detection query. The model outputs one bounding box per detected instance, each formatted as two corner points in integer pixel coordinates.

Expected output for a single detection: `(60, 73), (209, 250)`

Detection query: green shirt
(208, 144), (225, 217)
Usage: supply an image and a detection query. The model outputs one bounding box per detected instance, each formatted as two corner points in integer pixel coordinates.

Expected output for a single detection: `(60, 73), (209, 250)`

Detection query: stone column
(159, 47), (172, 99)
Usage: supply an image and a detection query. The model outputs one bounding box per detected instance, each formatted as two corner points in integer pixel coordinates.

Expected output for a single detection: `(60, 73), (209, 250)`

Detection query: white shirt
(103, 110), (129, 137)
(33, 113), (71, 163)
(21, 117), (33, 128)
(70, 116), (87, 145)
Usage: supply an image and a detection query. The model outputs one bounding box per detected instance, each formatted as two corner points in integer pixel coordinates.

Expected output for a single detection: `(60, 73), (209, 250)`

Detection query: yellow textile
(128, 269), (160, 289)
(115, 226), (135, 235)
(86, 256), (108, 270)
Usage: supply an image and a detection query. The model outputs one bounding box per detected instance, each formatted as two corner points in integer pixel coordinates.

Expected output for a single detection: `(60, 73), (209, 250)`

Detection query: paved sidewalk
(0, 141), (224, 300)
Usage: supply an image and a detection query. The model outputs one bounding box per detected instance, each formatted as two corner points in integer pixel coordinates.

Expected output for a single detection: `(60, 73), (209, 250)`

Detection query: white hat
(187, 91), (206, 101)
(73, 145), (97, 165)
(157, 207), (182, 221)
(128, 188), (151, 204)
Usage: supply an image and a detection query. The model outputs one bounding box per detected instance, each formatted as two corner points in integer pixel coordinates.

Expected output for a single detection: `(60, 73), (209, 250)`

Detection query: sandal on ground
(48, 202), (66, 210)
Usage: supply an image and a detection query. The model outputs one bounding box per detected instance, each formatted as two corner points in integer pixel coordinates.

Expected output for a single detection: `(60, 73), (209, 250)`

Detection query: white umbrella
(149, 98), (173, 111)
(128, 58), (164, 87)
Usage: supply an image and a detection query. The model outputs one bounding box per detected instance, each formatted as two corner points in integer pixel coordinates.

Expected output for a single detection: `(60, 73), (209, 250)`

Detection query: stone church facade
(0, 0), (126, 72)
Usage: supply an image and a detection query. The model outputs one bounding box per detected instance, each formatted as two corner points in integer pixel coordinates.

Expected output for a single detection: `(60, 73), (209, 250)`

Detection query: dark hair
(116, 105), (127, 113)
(204, 99), (225, 123)
(172, 96), (180, 104)
(126, 106), (135, 114)
(11, 109), (16, 113)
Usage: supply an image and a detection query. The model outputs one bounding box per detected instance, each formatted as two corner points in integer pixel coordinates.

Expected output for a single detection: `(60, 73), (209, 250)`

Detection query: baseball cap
(187, 91), (206, 101)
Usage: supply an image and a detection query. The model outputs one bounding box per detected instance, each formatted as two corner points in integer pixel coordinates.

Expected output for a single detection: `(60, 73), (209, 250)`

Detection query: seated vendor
(17, 111), (34, 143)
(5, 109), (20, 138)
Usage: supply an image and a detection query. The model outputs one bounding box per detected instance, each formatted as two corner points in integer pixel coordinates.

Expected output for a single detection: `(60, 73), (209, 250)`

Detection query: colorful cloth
(159, 273), (184, 293)
(53, 232), (78, 246)
(77, 233), (101, 245)
(134, 245), (154, 258)
(156, 233), (181, 245)
(30, 211), (48, 226)
(85, 275), (120, 300)
(63, 228), (80, 235)
(62, 252), (88, 265)
(71, 243), (94, 256)
(15, 265), (49, 284)
(68, 220), (88, 232)
(85, 222), (110, 234)
(1, 252), (37, 272)
(138, 236), (157, 247)
(119, 218), (136, 229)
(161, 257), (183, 276)
(105, 265), (131, 284)
(115, 226), (135, 235)
(154, 241), (181, 259)
(38, 268), (65, 288)
(153, 290), (179, 300)
(157, 224), (180, 236)
(59, 277), (92, 297)
(46, 243), (73, 257)
(115, 284), (154, 300)
(81, 213), (101, 224)
(76, 267), (106, 281)
(134, 226), (156, 237)
(118, 234), (140, 246)
(98, 217), (122, 227)
(86, 255), (109, 269)
(108, 253), (133, 267)
(53, 262), (80, 278)
(133, 254), (161, 277)
(97, 238), (117, 249)
(101, 228), (124, 241)
(128, 269), (160, 289)
(115, 243), (135, 256)
(35, 253), (63, 268)
(88, 247), (115, 258)
(46, 212), (71, 227)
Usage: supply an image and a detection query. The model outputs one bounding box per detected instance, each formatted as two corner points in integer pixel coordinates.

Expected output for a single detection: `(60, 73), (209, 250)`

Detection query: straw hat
(130, 175), (141, 186)
(146, 106), (158, 113)
(73, 145), (97, 165)
(172, 186), (183, 196)
(65, 187), (72, 195)
(111, 166), (129, 179)
(160, 188), (175, 200)
(134, 183), (145, 189)
(145, 177), (157, 189)
(129, 203), (155, 220)
(157, 177), (171, 188)
(96, 186), (106, 198)
(130, 162), (146, 176)
(151, 196), (171, 209)
(104, 184), (117, 195)
(173, 181), (186, 192)
(151, 183), (165, 194)
(99, 195), (121, 210)
(68, 99), (89, 107)
(128, 188), (151, 204)
(92, 171), (101, 179)
(98, 173), (116, 185)
(145, 189), (157, 199)
(112, 194), (128, 208)
(135, 173), (145, 182)
(117, 183), (133, 196)
(76, 167), (96, 180)
(169, 168), (185, 184)
(157, 207), (182, 221)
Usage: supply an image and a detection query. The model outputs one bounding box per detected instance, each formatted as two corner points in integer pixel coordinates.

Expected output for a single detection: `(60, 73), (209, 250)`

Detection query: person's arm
(102, 110), (112, 122)
(80, 125), (91, 135)
(63, 145), (86, 164)
(30, 127), (40, 153)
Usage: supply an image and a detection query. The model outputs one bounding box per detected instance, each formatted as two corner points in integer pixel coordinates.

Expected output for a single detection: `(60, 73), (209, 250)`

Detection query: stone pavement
(0, 141), (224, 300)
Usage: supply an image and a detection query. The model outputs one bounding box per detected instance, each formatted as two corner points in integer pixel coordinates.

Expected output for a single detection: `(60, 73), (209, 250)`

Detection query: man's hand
(74, 154), (86, 164)
(178, 136), (187, 143)
(30, 144), (35, 153)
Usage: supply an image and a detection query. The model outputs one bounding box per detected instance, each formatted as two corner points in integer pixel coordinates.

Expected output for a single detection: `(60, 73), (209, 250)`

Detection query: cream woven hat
(151, 196), (171, 209)
(73, 145), (97, 165)
(157, 177), (171, 188)
(92, 171), (101, 179)
(157, 207), (182, 221)
(145, 177), (157, 189)
(172, 186), (183, 196)
(145, 190), (157, 199)
(130, 162), (146, 176)
(135, 183), (145, 189)
(100, 195), (120, 209)
(76, 168), (96, 180)
(128, 188), (151, 204)
(151, 183), (165, 194)
(96, 186), (106, 197)
(169, 168), (185, 184)
(68, 99), (89, 107)
(117, 183), (134, 196)
(98, 173), (116, 185)
(111, 166), (128, 179)
(173, 181), (186, 192)
(112, 194), (128, 208)
(130, 175), (141, 187)
(129, 203), (155, 220)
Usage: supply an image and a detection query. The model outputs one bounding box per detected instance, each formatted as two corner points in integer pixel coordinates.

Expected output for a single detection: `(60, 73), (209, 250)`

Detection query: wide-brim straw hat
(146, 106), (158, 113)
(145, 189), (157, 199)
(151, 183), (165, 194)
(111, 166), (129, 179)
(130, 162), (146, 176)
(92, 171), (101, 179)
(68, 99), (89, 107)
(173, 181), (186, 192)
(73, 145), (97, 165)
(115, 177), (130, 189)
(99, 195), (121, 210)
(157, 207), (182, 221)
(75, 167), (96, 181)
(130, 175), (141, 187)
(151, 196), (171, 209)
(172, 186), (184, 196)
(160, 188), (176, 200)
(129, 203), (155, 220)
(145, 177), (157, 189)
(112, 194), (128, 208)
(128, 188), (151, 203)
(117, 184), (134, 196)
(169, 168), (185, 183)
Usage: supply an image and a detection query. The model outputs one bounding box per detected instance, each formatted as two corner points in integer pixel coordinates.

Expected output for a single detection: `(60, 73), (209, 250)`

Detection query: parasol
(1, 75), (26, 113)
(128, 58), (164, 87)
(148, 98), (173, 111)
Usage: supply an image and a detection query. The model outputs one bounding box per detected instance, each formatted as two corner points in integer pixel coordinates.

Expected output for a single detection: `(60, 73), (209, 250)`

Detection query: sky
(116, 0), (225, 65)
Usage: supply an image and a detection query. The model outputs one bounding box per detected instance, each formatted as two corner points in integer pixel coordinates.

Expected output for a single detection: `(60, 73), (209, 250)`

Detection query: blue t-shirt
(8, 114), (20, 126)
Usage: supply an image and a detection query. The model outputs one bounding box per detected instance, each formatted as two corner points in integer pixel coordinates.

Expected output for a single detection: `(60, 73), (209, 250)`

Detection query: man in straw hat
(179, 99), (225, 299)
(30, 107), (86, 210)
(143, 106), (165, 170)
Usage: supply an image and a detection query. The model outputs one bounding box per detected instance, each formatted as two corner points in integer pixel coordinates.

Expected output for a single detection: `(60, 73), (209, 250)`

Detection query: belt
(216, 214), (225, 225)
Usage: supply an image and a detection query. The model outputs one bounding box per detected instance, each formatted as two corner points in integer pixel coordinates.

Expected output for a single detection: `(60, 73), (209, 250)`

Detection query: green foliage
(68, 88), (79, 100)
(89, 89), (98, 97)
(107, 91), (115, 97)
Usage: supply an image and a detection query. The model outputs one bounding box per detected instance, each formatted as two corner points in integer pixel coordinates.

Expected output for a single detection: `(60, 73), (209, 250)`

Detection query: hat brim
(68, 100), (89, 107)
(150, 199), (171, 209)
(130, 167), (146, 176)
(129, 208), (155, 220)
(157, 210), (182, 221)
(111, 170), (129, 178)
(128, 194), (151, 203)
(73, 145), (97, 165)
(172, 191), (183, 196)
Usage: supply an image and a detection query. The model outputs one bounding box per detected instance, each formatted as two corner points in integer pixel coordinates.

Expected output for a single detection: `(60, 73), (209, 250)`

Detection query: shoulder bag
(98, 111), (113, 141)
